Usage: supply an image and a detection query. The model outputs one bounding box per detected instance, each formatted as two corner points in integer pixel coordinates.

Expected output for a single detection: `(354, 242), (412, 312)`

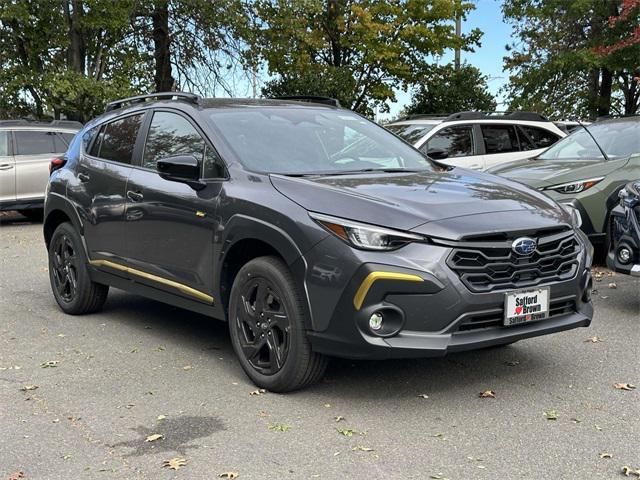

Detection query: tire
(19, 209), (44, 222)
(228, 256), (328, 392)
(48, 222), (109, 315)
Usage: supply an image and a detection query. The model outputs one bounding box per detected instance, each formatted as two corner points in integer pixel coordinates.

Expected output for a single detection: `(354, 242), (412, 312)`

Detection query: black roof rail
(393, 113), (449, 122)
(273, 96), (341, 108)
(443, 111), (549, 122)
(0, 119), (83, 129)
(105, 92), (200, 112)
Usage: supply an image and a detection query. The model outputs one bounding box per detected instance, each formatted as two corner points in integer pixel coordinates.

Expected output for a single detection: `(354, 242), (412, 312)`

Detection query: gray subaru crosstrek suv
(44, 93), (593, 392)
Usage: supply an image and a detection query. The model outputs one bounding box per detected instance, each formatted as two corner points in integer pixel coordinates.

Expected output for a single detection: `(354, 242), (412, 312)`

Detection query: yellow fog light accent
(353, 272), (423, 310)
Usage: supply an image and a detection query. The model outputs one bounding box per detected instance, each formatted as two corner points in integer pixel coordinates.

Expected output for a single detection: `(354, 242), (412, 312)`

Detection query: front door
(124, 110), (226, 302)
(71, 113), (145, 262)
(0, 131), (15, 204)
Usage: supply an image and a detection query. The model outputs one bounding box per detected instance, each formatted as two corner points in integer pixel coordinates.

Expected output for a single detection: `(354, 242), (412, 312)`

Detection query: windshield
(385, 123), (435, 144)
(539, 119), (639, 161)
(207, 108), (436, 175)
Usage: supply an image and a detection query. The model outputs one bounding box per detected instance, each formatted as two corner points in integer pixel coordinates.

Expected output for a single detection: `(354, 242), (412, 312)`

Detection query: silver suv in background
(385, 111), (566, 170)
(0, 120), (81, 219)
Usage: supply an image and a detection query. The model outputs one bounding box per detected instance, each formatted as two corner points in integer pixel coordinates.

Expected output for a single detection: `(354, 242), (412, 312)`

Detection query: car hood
(489, 157), (628, 188)
(270, 169), (571, 240)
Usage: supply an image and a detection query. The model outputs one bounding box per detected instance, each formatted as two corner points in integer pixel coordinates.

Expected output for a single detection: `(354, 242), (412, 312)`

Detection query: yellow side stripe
(89, 259), (214, 304)
(353, 272), (424, 310)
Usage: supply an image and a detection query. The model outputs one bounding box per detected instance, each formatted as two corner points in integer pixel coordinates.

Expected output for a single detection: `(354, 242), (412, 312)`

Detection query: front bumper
(607, 201), (640, 277)
(302, 232), (594, 360)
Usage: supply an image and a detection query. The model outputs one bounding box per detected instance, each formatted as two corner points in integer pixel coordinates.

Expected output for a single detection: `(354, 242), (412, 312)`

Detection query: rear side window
(0, 131), (8, 156)
(481, 125), (519, 154)
(423, 125), (474, 158)
(53, 133), (71, 152)
(518, 126), (559, 150)
(14, 131), (57, 155)
(143, 111), (224, 178)
(92, 114), (144, 164)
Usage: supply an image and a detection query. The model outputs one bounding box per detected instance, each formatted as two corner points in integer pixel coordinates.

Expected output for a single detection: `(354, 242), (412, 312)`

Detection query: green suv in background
(489, 116), (640, 251)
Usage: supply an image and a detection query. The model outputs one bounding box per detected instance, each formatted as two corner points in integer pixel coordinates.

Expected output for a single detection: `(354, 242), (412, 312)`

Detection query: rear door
(419, 124), (483, 169)
(123, 109), (226, 301)
(0, 130), (15, 203)
(479, 124), (522, 169)
(13, 129), (66, 201)
(73, 113), (145, 262)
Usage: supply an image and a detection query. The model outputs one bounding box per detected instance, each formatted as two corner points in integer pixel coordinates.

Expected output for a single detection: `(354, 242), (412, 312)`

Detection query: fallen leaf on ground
(182, 365), (192, 370)
(599, 452), (613, 459)
(584, 336), (602, 343)
(544, 410), (558, 420)
(614, 383), (636, 391)
(219, 472), (239, 479)
(622, 466), (640, 477)
(432, 432), (446, 440)
(337, 428), (358, 437)
(608, 282), (617, 289)
(40, 361), (58, 368)
(352, 445), (374, 452)
(479, 390), (496, 398)
(417, 394), (429, 399)
(334, 415), (345, 422)
(20, 384), (38, 391)
(324, 403), (331, 408)
(249, 389), (266, 396)
(157, 415), (166, 421)
(430, 474), (450, 480)
(8, 471), (24, 480)
(145, 433), (164, 442)
(505, 360), (520, 366)
(267, 423), (291, 432)
(258, 411), (268, 417)
(163, 457), (186, 470)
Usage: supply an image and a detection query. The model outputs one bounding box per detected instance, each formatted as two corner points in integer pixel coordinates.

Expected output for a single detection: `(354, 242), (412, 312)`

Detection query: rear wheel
(48, 222), (109, 314)
(228, 256), (327, 392)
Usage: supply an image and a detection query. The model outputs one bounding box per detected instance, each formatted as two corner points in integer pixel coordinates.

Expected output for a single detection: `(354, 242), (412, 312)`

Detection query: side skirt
(89, 267), (224, 320)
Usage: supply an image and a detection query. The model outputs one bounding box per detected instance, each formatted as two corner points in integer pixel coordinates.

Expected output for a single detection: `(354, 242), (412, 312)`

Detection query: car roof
(0, 120), (81, 132)
(594, 115), (639, 126)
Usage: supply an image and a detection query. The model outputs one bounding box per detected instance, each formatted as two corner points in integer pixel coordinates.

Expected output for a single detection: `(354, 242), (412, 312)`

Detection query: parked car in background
(554, 120), (590, 134)
(44, 93), (593, 392)
(489, 116), (640, 251)
(0, 120), (81, 219)
(385, 111), (566, 170)
(607, 180), (640, 276)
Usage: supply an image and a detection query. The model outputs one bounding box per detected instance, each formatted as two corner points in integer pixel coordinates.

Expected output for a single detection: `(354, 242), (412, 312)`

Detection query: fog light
(369, 312), (383, 331)
(618, 247), (631, 264)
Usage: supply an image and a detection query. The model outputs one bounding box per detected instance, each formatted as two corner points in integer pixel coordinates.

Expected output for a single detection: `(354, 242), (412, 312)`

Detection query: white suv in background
(385, 111), (566, 170)
(0, 120), (80, 219)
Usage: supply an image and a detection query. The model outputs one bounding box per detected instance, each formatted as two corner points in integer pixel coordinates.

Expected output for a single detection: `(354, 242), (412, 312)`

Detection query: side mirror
(156, 155), (205, 189)
(426, 148), (449, 160)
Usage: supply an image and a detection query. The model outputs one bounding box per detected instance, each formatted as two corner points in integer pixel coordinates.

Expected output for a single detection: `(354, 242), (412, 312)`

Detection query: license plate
(504, 287), (550, 326)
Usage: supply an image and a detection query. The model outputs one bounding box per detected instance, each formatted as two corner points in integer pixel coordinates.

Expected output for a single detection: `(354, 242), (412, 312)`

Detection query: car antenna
(576, 120), (609, 161)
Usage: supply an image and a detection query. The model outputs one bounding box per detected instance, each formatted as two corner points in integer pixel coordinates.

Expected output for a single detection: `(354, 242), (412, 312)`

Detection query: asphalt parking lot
(1, 213), (638, 480)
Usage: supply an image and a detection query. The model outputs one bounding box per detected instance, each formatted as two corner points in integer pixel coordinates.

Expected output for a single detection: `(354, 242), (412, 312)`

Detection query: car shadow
(100, 290), (557, 399)
(0, 211), (42, 225)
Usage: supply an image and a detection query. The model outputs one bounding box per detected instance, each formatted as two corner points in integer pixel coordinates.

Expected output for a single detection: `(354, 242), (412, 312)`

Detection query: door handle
(78, 172), (90, 182)
(127, 190), (144, 202)
(0, 164), (14, 170)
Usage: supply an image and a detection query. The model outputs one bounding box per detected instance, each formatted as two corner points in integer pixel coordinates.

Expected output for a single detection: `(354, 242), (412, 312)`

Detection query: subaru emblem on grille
(512, 237), (537, 256)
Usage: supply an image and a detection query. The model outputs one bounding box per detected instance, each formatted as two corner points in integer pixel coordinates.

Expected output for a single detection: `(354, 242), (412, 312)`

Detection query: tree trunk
(587, 68), (600, 119)
(65, 0), (86, 74)
(598, 67), (613, 117)
(152, 1), (175, 92)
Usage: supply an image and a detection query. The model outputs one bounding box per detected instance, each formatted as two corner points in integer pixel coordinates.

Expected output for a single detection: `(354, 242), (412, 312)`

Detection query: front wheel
(48, 222), (109, 314)
(228, 256), (327, 392)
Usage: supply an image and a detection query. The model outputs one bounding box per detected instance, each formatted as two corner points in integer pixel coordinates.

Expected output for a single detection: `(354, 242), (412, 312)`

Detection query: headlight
(560, 203), (582, 228)
(309, 212), (424, 251)
(542, 177), (604, 194)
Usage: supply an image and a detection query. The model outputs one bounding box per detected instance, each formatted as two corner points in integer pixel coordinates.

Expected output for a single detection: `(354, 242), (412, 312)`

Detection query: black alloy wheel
(228, 256), (327, 392)
(51, 232), (78, 303)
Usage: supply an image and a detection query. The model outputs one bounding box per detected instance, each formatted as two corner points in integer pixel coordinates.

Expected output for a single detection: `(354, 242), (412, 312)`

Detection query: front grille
(447, 230), (581, 293)
(458, 298), (576, 332)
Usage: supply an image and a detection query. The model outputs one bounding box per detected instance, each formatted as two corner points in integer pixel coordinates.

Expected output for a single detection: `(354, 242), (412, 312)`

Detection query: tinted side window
(0, 131), (8, 156)
(14, 131), (56, 155)
(423, 126), (474, 158)
(97, 114), (144, 164)
(53, 133), (71, 152)
(519, 126), (559, 150)
(481, 125), (519, 154)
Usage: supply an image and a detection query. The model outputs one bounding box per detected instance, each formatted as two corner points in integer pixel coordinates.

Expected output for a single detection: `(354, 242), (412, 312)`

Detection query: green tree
(405, 63), (496, 114)
(502, 0), (640, 119)
(256, 0), (481, 115)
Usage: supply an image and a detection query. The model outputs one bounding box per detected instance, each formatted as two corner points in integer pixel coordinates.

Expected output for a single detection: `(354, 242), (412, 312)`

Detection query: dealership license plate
(504, 287), (550, 326)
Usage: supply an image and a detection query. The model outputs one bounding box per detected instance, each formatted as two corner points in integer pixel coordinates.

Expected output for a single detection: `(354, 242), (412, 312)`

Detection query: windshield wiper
(577, 120), (609, 161)
(280, 168), (428, 177)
